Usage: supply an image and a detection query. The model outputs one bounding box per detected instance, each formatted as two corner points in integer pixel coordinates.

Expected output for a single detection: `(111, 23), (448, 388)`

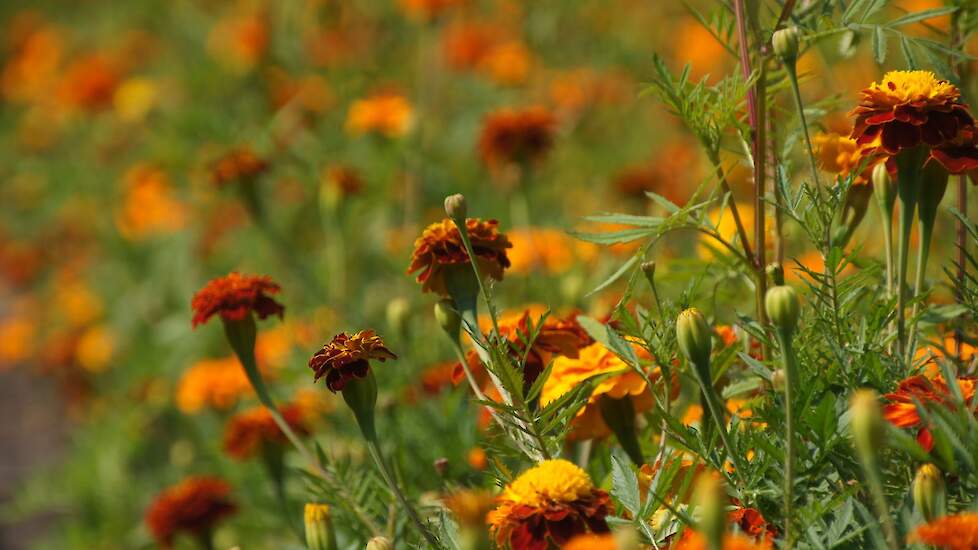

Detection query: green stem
(693, 361), (746, 485)
(366, 439), (442, 548)
(785, 66), (822, 190)
(863, 457), (900, 550)
(598, 395), (645, 466)
(878, 197), (895, 298)
(776, 329), (797, 549)
(896, 184), (917, 360)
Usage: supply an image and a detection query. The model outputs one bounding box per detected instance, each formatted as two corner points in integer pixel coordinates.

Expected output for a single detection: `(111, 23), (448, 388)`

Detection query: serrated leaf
(610, 451), (641, 515)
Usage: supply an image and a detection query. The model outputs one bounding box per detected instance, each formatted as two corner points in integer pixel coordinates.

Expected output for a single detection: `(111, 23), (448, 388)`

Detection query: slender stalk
(366, 439), (441, 548)
(863, 458), (900, 550)
(775, 330), (797, 549)
(879, 199), (895, 297)
(695, 375), (746, 485)
(706, 151), (755, 263)
(449, 216), (501, 336)
(784, 67), (822, 191)
(956, 175), (968, 358)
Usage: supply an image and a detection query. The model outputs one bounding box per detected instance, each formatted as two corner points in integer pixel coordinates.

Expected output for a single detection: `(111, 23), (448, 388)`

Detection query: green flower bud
(873, 162), (896, 212)
(434, 299), (461, 340)
(771, 369), (786, 392)
(694, 474), (727, 550)
(772, 27), (801, 63)
(912, 463), (946, 523)
(366, 536), (394, 550)
(342, 371), (379, 441)
(849, 389), (885, 460)
(444, 193), (467, 220)
(677, 308), (713, 368)
(765, 285), (800, 336)
(304, 503), (338, 550)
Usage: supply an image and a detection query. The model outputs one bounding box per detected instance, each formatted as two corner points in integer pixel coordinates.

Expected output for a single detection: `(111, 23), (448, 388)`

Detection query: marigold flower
(209, 147), (268, 187)
(479, 40), (532, 86)
(488, 459), (611, 550)
(406, 218), (512, 296)
(908, 512), (978, 550)
(1, 13), (62, 105)
(207, 10), (268, 72)
(308, 330), (396, 392)
(346, 92), (414, 138)
(612, 142), (701, 205)
(507, 227), (598, 275)
(115, 164), (187, 240)
(223, 402), (310, 460)
(441, 21), (498, 71)
(442, 489), (496, 528)
(57, 53), (121, 111)
(145, 476), (237, 548)
(176, 356), (272, 413)
(813, 132), (878, 184)
(478, 106), (556, 169)
(849, 70), (978, 173)
(674, 531), (773, 550)
(541, 342), (666, 440)
(563, 533), (618, 550)
(191, 273), (284, 328)
(322, 165), (365, 197)
(883, 373), (977, 450)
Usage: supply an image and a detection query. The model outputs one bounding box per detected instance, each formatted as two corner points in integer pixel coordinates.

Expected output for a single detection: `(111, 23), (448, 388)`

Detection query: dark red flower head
(145, 476), (236, 548)
(222, 402), (310, 460)
(478, 106), (557, 169)
(191, 272), (284, 328)
(210, 147), (268, 187)
(407, 218), (512, 296)
(308, 330), (397, 392)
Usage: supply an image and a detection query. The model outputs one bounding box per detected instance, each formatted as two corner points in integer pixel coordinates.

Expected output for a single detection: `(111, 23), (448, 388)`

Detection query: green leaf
(887, 6), (957, 27)
(610, 451), (641, 515)
(568, 228), (654, 245)
(582, 213), (664, 227)
(586, 255), (638, 297)
(872, 25), (887, 64)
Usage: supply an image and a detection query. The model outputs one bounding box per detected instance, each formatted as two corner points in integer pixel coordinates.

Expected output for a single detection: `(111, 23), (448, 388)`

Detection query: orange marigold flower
(191, 273), (284, 328)
(541, 342), (669, 440)
(478, 106), (556, 169)
(345, 92), (414, 138)
(487, 459), (611, 550)
(507, 227), (598, 275)
(176, 356), (264, 413)
(207, 10), (268, 72)
(308, 330), (396, 392)
(222, 403), (310, 460)
(406, 218), (512, 296)
(442, 489), (496, 528)
(209, 147), (268, 187)
(674, 531), (773, 550)
(115, 164), (187, 241)
(813, 132), (878, 184)
(57, 52), (121, 111)
(883, 373), (977, 451)
(612, 142), (701, 205)
(564, 533), (618, 550)
(145, 476), (237, 548)
(479, 40), (532, 86)
(441, 20), (498, 71)
(849, 70), (978, 174)
(908, 512), (978, 549)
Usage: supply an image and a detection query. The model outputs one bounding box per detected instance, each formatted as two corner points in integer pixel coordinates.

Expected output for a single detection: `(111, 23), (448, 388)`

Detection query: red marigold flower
(191, 273), (284, 328)
(222, 402), (310, 460)
(478, 106), (557, 169)
(209, 146), (268, 187)
(144, 476), (237, 548)
(849, 70), (978, 174)
(908, 511), (978, 550)
(883, 373), (977, 451)
(308, 330), (396, 392)
(488, 459), (611, 550)
(406, 218), (512, 296)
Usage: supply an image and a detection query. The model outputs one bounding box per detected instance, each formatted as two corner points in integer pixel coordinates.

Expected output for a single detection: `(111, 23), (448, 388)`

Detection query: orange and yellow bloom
(308, 330), (396, 392)
(223, 402), (310, 460)
(908, 512), (978, 550)
(191, 273), (284, 328)
(407, 218), (512, 296)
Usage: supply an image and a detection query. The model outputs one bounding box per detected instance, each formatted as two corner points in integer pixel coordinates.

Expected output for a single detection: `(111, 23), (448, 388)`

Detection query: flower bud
(772, 26), (801, 63)
(444, 193), (467, 220)
(873, 162), (896, 212)
(766, 263), (784, 286)
(912, 463), (946, 522)
(641, 260), (656, 285)
(771, 369), (786, 392)
(849, 389), (885, 459)
(304, 503), (337, 550)
(366, 536), (394, 550)
(434, 299), (461, 340)
(765, 285), (800, 336)
(677, 308), (713, 368)
(693, 474), (727, 549)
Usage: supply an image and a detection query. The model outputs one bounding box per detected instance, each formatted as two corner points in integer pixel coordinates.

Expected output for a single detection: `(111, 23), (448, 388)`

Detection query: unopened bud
(677, 308), (713, 368)
(304, 503), (337, 550)
(873, 163), (896, 211)
(641, 260), (656, 280)
(366, 536), (394, 550)
(765, 285), (800, 336)
(912, 463), (946, 522)
(434, 299), (461, 340)
(771, 369), (786, 392)
(444, 193), (467, 220)
(849, 389), (885, 459)
(693, 474), (727, 549)
(772, 26), (801, 63)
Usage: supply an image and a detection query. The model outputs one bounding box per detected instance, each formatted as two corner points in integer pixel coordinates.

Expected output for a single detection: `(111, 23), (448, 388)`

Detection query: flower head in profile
(222, 402), (310, 460)
(908, 512), (978, 550)
(191, 273), (284, 328)
(541, 342), (668, 440)
(145, 476), (237, 548)
(488, 459), (611, 550)
(209, 147), (268, 187)
(883, 373), (977, 450)
(813, 132), (878, 184)
(407, 218), (512, 296)
(346, 92), (414, 138)
(308, 330), (396, 392)
(478, 106), (556, 169)
(849, 70), (978, 173)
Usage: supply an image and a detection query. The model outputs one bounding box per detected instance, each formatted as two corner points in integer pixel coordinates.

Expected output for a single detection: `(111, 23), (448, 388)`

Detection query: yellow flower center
(869, 70), (958, 104)
(503, 459), (594, 507)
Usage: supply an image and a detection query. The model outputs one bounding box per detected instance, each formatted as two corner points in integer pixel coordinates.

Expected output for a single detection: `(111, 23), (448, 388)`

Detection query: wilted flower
(345, 92), (414, 138)
(478, 106), (556, 170)
(849, 70), (978, 173)
(191, 273), (284, 328)
(222, 402), (310, 460)
(209, 147), (268, 187)
(883, 373), (977, 450)
(407, 218), (512, 296)
(488, 459), (611, 549)
(144, 477), (236, 548)
(908, 512), (978, 550)
(308, 330), (396, 392)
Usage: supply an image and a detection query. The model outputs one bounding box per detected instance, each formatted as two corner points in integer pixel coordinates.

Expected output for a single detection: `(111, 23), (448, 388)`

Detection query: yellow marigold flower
(850, 70), (978, 173)
(345, 92), (414, 138)
(407, 218), (512, 296)
(488, 459), (611, 549)
(813, 132), (877, 184)
(442, 489), (496, 528)
(115, 164), (187, 241)
(307, 330), (396, 392)
(908, 512), (978, 550)
(541, 342), (661, 440)
(507, 227), (598, 275)
(75, 324), (115, 373)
